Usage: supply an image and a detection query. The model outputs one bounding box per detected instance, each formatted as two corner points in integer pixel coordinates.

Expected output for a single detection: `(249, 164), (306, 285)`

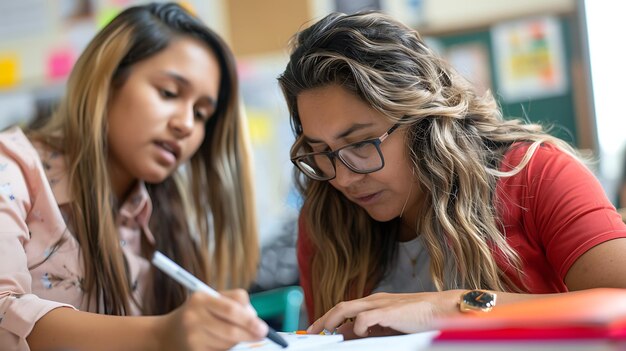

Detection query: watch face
(462, 290), (496, 310)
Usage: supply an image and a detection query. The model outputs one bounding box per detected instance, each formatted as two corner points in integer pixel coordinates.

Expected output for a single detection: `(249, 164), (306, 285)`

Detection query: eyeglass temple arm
(379, 123), (400, 142)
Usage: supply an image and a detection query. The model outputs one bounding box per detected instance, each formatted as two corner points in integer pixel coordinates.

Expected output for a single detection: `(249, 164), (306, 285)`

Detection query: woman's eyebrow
(303, 123), (374, 144)
(161, 70), (217, 107)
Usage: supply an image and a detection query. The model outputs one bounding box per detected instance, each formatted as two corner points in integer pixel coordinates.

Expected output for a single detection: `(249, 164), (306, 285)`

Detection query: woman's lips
(154, 142), (177, 166)
(353, 191), (381, 205)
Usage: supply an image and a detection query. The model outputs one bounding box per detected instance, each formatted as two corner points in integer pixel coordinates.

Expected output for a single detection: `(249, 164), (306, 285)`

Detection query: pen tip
(268, 329), (288, 348)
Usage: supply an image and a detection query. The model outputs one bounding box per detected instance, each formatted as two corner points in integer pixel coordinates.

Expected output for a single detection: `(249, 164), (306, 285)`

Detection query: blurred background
(1, 0), (625, 323)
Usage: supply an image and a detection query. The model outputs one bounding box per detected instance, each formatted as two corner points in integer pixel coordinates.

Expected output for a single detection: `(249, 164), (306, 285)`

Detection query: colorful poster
(491, 16), (567, 103)
(446, 43), (492, 96)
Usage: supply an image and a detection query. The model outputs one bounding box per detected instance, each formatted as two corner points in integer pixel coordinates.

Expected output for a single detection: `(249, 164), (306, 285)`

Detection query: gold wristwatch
(459, 289), (497, 313)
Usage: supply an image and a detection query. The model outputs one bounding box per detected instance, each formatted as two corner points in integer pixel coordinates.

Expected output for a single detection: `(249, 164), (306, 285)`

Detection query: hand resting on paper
(306, 290), (464, 339)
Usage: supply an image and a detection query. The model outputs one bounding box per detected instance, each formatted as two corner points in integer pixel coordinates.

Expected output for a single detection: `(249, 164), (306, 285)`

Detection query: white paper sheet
(230, 331), (438, 351)
(230, 333), (343, 350)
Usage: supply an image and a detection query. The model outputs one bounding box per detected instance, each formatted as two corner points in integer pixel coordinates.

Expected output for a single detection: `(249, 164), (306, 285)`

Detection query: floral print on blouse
(0, 127), (156, 350)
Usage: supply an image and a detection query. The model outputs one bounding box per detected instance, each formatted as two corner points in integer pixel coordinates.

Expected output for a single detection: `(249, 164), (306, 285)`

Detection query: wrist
(458, 289), (497, 313)
(151, 315), (172, 351)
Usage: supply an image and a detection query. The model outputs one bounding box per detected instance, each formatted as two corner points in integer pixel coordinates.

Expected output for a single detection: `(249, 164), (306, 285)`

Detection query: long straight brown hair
(29, 2), (258, 315)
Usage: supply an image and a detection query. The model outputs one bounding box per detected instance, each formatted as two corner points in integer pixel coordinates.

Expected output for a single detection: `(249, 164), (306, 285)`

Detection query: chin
(363, 207), (400, 222)
(141, 168), (172, 184)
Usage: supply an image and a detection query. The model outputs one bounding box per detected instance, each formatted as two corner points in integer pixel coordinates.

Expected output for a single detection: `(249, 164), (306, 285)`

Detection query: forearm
(27, 307), (163, 351)
(310, 289), (591, 336)
(425, 289), (551, 316)
(456, 289), (611, 314)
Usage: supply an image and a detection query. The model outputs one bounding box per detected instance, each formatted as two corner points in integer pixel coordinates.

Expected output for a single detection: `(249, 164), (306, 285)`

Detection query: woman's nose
(332, 160), (365, 188)
(169, 107), (194, 137)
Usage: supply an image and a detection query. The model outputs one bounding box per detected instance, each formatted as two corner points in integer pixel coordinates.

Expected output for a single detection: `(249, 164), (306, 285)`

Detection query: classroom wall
(423, 0), (574, 32)
(0, 0), (579, 93)
(0, 0), (601, 246)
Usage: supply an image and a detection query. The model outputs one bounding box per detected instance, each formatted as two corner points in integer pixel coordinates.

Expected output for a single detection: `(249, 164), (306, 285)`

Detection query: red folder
(434, 288), (626, 341)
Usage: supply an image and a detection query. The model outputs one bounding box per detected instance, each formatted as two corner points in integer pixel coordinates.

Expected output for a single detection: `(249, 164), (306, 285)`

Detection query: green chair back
(250, 285), (304, 332)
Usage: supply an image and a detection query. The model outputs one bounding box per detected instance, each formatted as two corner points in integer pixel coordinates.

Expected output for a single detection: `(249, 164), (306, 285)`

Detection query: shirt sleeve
(526, 144), (626, 279)
(296, 211), (316, 324)
(0, 129), (74, 350)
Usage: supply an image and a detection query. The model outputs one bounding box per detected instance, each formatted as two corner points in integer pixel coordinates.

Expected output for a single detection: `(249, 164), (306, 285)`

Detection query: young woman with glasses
(278, 11), (626, 339)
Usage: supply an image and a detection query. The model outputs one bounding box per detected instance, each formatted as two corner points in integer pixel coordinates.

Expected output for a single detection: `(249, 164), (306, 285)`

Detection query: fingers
(308, 293), (392, 334)
(307, 301), (353, 334)
(165, 290), (271, 351)
(307, 293), (437, 339)
(183, 291), (268, 350)
(335, 321), (359, 340)
(222, 289), (258, 317)
(195, 291), (268, 338)
(351, 308), (391, 336)
(197, 312), (259, 349)
(352, 300), (435, 335)
(222, 288), (250, 305)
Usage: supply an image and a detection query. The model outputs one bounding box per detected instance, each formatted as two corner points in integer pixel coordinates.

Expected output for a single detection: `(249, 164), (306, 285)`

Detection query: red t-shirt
(297, 143), (626, 321)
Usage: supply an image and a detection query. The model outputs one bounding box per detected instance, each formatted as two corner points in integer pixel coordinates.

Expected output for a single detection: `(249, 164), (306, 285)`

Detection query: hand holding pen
(152, 251), (288, 349)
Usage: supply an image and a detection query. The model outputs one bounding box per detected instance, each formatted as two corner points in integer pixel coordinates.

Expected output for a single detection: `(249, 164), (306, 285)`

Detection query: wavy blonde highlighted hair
(29, 3), (258, 315)
(278, 11), (580, 319)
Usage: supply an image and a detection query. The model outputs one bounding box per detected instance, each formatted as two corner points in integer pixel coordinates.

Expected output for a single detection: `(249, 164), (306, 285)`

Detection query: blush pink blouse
(0, 127), (156, 350)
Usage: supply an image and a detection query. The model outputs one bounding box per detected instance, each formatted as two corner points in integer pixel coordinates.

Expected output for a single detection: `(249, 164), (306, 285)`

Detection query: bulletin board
(431, 14), (586, 148)
(225, 0), (311, 57)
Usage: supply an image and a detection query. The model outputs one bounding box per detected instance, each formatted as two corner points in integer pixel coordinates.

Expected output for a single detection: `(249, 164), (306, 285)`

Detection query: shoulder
(0, 127), (41, 163)
(495, 141), (597, 222)
(0, 127), (44, 190)
(0, 127), (44, 221)
(501, 142), (589, 180)
(503, 141), (578, 166)
(499, 141), (615, 224)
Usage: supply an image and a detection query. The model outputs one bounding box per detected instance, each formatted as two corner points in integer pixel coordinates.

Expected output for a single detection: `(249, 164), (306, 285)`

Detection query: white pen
(151, 251), (288, 348)
(152, 251), (217, 296)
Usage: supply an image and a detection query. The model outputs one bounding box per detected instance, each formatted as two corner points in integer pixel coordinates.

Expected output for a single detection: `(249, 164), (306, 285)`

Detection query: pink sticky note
(47, 48), (75, 81)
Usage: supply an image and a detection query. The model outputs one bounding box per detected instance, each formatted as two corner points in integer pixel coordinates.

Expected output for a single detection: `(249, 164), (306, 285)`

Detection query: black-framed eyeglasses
(291, 124), (400, 181)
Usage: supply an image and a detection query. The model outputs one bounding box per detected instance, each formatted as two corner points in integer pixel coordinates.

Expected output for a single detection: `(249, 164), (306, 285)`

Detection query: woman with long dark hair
(1, 3), (265, 350)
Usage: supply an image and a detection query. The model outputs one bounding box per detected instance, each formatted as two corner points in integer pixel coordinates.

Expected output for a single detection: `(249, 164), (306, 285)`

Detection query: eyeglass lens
(297, 141), (383, 179)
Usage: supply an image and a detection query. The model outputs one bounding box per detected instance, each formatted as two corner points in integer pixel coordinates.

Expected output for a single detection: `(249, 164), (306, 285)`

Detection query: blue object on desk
(250, 286), (304, 332)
